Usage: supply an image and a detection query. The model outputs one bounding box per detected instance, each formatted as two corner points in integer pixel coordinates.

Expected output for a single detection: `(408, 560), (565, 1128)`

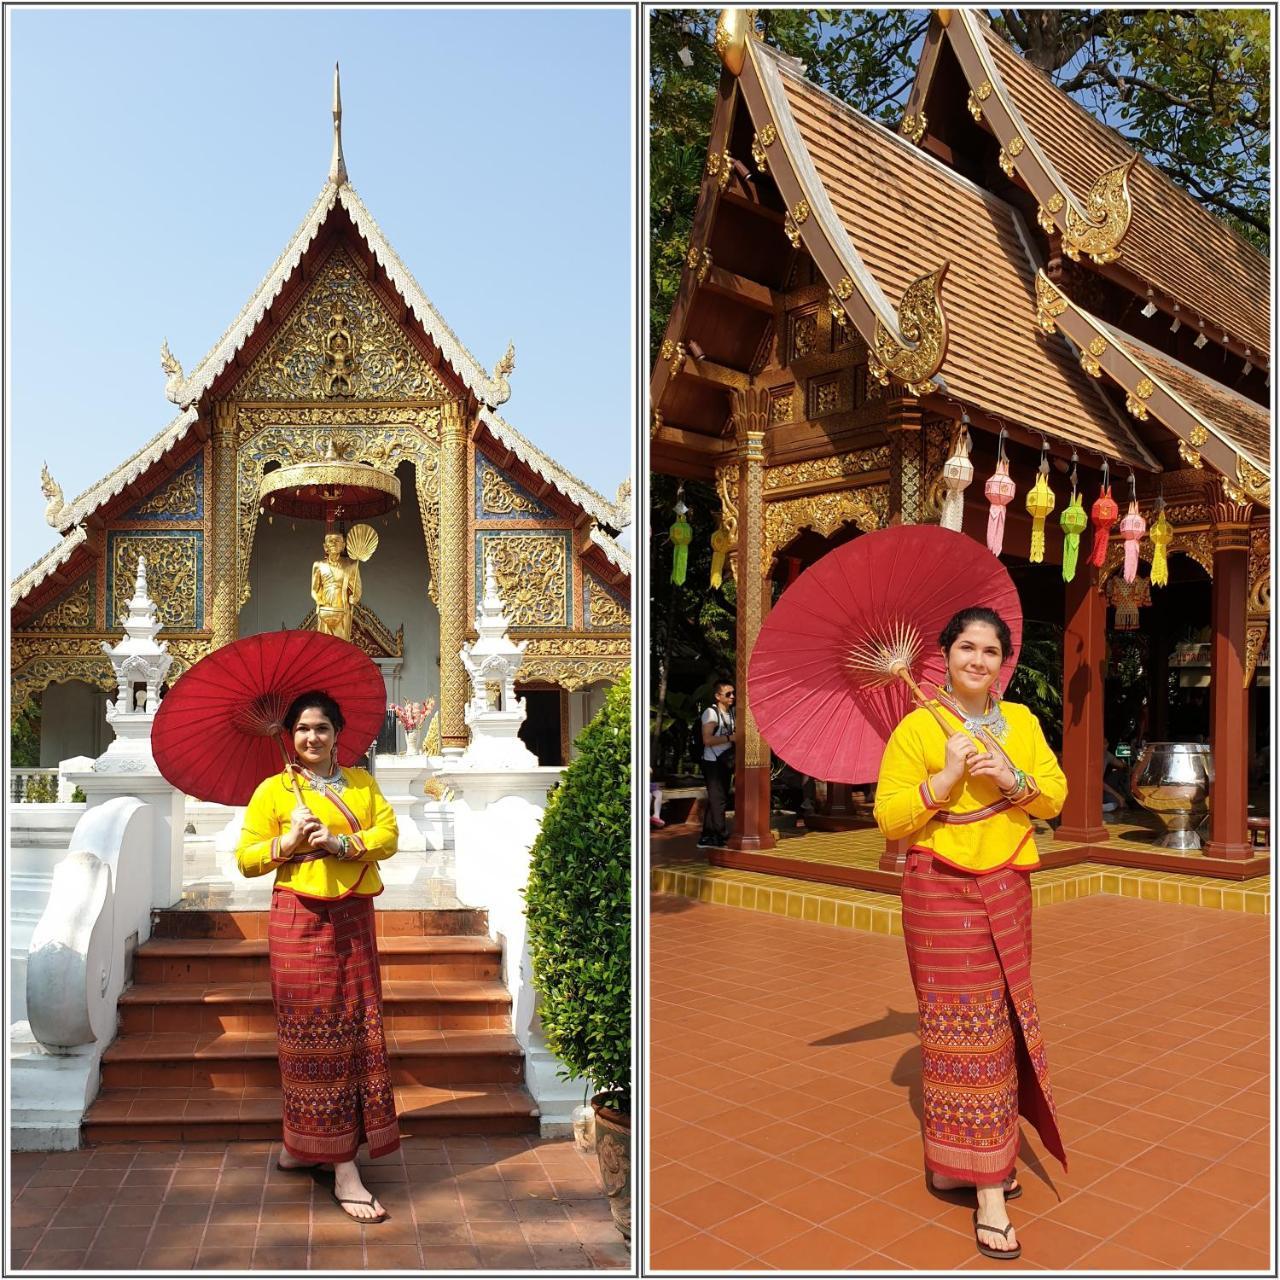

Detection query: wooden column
(209, 401), (239, 651)
(727, 387), (776, 852)
(438, 402), (470, 753)
(885, 398), (924, 525)
(1204, 492), (1253, 859)
(1056, 567), (1110, 843)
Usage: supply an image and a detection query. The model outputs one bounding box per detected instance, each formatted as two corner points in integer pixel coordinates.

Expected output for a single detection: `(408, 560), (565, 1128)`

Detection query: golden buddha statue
(311, 531), (362, 640)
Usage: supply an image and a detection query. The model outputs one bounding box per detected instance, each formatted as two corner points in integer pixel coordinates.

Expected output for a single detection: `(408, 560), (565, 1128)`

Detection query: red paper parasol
(152, 630), (387, 806)
(748, 525), (1022, 784)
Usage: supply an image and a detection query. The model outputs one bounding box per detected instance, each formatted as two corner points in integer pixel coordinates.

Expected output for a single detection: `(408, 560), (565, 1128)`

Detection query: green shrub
(71, 786), (87, 803)
(524, 671), (631, 1110)
(11, 697), (41, 768)
(24, 775), (57, 803)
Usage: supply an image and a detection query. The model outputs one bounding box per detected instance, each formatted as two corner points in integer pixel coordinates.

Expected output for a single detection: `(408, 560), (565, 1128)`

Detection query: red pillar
(1056, 567), (1110, 843)
(727, 387), (776, 852)
(1204, 494), (1253, 859)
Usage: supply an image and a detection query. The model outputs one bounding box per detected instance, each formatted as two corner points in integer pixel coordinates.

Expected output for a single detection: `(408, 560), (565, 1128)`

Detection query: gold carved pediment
(296, 602), (404, 659)
(18, 577), (95, 631)
(586, 578), (629, 630)
(478, 532), (568, 628)
(234, 247), (457, 402)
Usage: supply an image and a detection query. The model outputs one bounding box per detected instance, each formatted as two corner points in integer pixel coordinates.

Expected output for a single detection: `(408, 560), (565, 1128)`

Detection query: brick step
(133, 935), (502, 986)
(100, 1029), (524, 1089)
(117, 980), (512, 1035)
(151, 907), (490, 941)
(82, 1083), (540, 1145)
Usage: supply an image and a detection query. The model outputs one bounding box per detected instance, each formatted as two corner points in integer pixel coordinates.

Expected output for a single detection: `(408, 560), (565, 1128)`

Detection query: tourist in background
(697, 679), (736, 849)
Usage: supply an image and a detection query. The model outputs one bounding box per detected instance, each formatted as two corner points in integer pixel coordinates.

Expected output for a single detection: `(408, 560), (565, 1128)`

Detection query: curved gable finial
(329, 63), (348, 186)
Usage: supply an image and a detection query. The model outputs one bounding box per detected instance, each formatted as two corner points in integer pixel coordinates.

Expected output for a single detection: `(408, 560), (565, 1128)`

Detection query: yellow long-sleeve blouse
(235, 766), (398, 900)
(873, 699), (1067, 874)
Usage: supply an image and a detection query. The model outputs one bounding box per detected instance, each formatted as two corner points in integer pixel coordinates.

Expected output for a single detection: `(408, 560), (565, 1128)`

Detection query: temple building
(651, 11), (1269, 876)
(12, 74), (631, 768)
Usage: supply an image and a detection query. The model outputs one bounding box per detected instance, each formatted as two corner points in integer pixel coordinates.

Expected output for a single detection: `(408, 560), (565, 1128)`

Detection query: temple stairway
(81, 821), (540, 1145)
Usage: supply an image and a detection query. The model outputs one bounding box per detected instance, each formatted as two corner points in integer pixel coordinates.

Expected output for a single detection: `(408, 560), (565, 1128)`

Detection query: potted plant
(524, 672), (631, 1239)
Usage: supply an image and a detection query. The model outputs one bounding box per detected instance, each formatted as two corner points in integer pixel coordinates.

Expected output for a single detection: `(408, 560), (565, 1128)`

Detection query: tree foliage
(524, 672), (631, 1108)
(649, 475), (737, 776)
(650, 7), (1268, 353)
(11, 697), (42, 768)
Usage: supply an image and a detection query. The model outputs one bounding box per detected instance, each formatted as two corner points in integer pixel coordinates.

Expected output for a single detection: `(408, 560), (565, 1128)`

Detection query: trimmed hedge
(524, 671), (631, 1109)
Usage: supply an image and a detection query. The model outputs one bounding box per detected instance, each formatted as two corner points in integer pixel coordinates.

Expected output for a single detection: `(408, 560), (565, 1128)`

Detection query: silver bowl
(1129, 742), (1213, 850)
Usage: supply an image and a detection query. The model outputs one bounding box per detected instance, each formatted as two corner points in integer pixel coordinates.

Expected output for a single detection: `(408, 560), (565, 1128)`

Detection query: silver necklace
(941, 690), (1009, 742)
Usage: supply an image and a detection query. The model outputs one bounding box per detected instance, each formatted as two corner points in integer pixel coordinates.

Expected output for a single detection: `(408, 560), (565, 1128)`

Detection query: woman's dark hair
(283, 690), (345, 734)
(938, 607), (1013, 660)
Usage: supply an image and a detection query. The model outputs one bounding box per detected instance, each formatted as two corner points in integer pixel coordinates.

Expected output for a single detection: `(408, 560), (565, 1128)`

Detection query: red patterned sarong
(269, 888), (400, 1162)
(901, 849), (1066, 1183)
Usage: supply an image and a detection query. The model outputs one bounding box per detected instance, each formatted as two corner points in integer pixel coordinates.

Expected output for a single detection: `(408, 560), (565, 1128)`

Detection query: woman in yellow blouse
(237, 689), (398, 1224)
(875, 607), (1067, 1262)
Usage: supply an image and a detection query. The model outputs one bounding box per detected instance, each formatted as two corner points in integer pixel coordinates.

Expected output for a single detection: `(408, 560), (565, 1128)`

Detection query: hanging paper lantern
(710, 526), (731, 588)
(1060, 493), (1088, 582)
(1149, 506), (1173, 587)
(984, 455), (1017, 557)
(1119, 500), (1147, 583)
(1024, 463), (1056, 563)
(938, 429), (973, 532)
(1087, 483), (1119, 567)
(670, 500), (692, 585)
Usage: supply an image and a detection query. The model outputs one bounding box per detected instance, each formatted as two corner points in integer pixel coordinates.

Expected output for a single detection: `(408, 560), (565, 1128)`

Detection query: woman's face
(943, 622), (1004, 700)
(292, 707), (337, 770)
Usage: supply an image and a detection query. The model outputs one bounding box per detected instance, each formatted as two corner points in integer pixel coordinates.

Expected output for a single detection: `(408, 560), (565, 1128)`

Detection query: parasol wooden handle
(891, 663), (984, 750)
(275, 738), (308, 807)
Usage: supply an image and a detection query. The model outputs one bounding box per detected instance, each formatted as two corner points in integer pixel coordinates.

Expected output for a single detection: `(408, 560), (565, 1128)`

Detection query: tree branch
(1160, 166), (1270, 233)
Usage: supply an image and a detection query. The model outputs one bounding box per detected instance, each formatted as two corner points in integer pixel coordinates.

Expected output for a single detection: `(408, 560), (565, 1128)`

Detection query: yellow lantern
(1149, 506), (1173, 586)
(1024, 462), (1056, 564)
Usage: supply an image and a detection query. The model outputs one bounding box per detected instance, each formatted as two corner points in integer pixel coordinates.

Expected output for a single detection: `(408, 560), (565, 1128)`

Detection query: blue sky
(7, 6), (634, 574)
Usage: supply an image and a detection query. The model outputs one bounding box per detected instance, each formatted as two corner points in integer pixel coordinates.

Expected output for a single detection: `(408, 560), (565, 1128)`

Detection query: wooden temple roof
(765, 46), (1156, 468)
(932, 10), (1269, 368)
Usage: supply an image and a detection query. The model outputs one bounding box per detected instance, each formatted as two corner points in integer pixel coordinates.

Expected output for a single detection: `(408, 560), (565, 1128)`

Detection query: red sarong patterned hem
(270, 888), (401, 1164)
(902, 849), (1066, 1181)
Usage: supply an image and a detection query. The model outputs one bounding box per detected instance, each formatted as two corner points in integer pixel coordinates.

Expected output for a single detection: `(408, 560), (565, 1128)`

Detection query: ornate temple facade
(652, 11), (1269, 870)
(12, 83), (630, 768)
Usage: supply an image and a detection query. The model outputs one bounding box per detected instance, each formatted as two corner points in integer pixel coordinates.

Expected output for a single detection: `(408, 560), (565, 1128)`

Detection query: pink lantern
(984, 433), (1017, 556)
(1119, 496), (1147, 583)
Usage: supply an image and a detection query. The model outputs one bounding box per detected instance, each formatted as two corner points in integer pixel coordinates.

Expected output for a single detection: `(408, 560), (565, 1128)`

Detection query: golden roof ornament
(868, 265), (950, 396)
(1063, 158), (1135, 265)
(329, 62), (348, 186)
(715, 8), (759, 76)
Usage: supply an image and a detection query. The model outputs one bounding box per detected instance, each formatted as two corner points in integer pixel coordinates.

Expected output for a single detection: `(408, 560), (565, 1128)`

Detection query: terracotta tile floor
(649, 891), (1271, 1271)
(10, 1135), (630, 1271)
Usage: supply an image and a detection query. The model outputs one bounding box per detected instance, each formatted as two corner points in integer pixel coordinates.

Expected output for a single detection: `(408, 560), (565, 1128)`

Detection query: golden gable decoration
(479, 533), (568, 627)
(297, 601), (404, 659)
(482, 468), (542, 515)
(587, 579), (629, 630)
(21, 578), (95, 632)
(112, 536), (199, 630)
(136, 462), (200, 517)
(235, 248), (456, 402)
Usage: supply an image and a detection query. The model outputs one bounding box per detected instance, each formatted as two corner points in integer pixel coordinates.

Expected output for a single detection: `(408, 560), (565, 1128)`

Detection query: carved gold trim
(966, 80), (992, 121)
(1125, 376), (1155, 420)
(1063, 159), (1136, 265)
(705, 148), (733, 191)
(997, 136), (1024, 177)
(901, 112), (927, 144)
(686, 244), (713, 284)
(1178, 440), (1204, 470)
(482, 467), (541, 516)
(868, 267), (948, 395)
(296, 601), (404, 658)
(1036, 193), (1065, 234)
(764, 447), (891, 493)
(764, 485), (888, 566)
(587, 579), (629, 630)
(751, 124), (777, 170)
(1035, 273), (1068, 334)
(1236, 455), (1270, 506)
(783, 199), (811, 249)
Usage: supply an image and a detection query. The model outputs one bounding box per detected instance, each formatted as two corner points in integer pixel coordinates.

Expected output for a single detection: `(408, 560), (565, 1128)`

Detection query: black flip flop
(332, 1189), (388, 1224)
(973, 1211), (1021, 1261)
